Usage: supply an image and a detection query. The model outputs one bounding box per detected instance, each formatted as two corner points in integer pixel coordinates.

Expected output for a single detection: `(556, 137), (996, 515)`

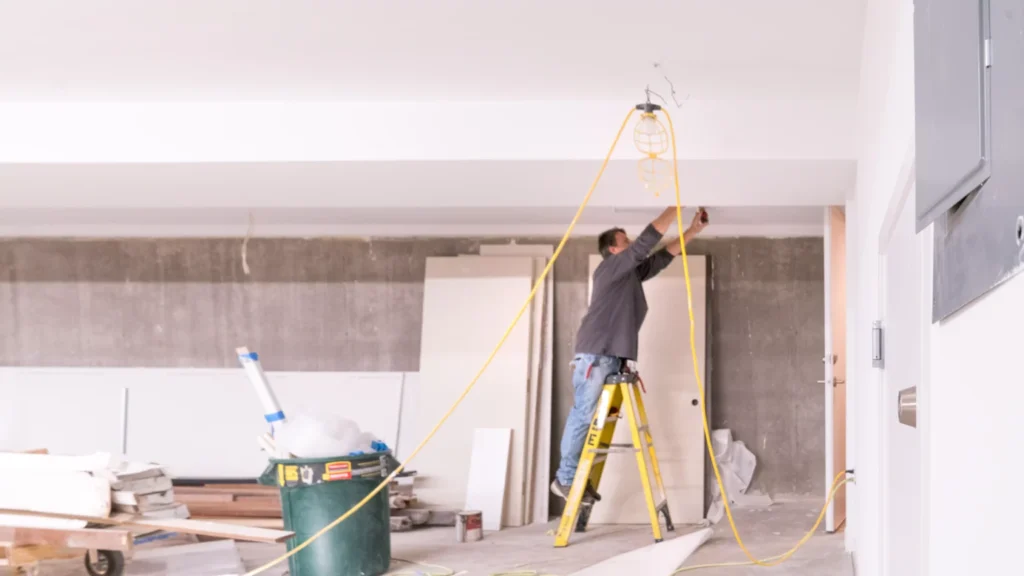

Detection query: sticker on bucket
(323, 461), (352, 481)
(276, 457), (386, 487)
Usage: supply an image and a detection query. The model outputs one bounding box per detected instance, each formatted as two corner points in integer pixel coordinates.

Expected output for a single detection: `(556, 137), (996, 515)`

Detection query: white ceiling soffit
(0, 160), (855, 209)
(0, 1), (866, 101)
(0, 206), (825, 238)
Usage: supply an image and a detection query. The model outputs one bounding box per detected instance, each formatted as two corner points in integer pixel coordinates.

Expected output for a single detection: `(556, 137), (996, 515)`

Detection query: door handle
(898, 386), (917, 428)
(817, 379), (846, 386)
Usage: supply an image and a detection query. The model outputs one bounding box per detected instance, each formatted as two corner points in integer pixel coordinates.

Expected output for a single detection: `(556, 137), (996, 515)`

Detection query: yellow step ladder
(554, 372), (675, 547)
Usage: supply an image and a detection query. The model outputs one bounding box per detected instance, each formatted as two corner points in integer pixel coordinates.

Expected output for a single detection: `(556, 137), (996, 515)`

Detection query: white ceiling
(0, 0), (866, 101)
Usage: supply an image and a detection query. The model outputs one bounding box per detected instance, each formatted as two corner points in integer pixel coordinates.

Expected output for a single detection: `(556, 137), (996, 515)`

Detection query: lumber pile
(174, 484), (282, 523)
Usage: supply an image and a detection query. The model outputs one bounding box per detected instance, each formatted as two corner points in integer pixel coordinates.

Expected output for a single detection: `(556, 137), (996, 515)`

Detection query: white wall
(927, 273), (1024, 575)
(846, 0), (915, 571)
(850, 1), (1024, 575)
(0, 368), (409, 478)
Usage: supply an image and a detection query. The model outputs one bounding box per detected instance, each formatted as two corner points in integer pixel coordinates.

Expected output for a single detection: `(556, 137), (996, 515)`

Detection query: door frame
(876, 141), (929, 575)
(823, 207), (844, 533)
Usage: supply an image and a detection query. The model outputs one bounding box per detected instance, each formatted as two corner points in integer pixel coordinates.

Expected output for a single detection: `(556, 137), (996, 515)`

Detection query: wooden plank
(479, 244), (554, 524)
(464, 428), (512, 531)
(0, 525), (132, 551)
(177, 499), (282, 519)
(0, 509), (294, 543)
(414, 256), (533, 528)
(174, 493), (234, 504)
(174, 485), (275, 497)
(585, 254), (708, 525)
(189, 517), (284, 529)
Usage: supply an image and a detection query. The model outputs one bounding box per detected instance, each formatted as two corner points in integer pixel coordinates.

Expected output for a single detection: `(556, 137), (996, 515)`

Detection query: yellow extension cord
(243, 107), (852, 576)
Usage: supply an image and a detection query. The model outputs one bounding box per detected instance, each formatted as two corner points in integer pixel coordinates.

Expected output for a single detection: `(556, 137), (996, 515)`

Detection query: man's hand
(689, 207), (709, 236)
(665, 207), (709, 255)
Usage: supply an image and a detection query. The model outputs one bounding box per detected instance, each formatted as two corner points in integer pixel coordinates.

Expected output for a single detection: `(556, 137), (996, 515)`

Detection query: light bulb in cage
(633, 112), (669, 157)
(637, 156), (672, 196)
(633, 102), (671, 196)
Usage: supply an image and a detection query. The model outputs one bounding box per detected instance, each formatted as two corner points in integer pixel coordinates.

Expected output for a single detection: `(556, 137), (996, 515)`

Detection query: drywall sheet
(586, 254), (707, 524)
(479, 244), (554, 524)
(415, 256), (533, 527)
(569, 527), (712, 576)
(0, 368), (405, 478)
(0, 372), (124, 457)
(464, 428), (513, 531)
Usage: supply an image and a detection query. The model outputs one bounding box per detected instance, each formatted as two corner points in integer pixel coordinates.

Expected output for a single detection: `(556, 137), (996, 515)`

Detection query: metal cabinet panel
(922, 0), (1024, 320)
(914, 0), (991, 231)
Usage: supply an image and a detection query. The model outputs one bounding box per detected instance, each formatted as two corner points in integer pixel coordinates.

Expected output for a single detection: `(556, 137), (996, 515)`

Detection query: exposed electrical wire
(241, 210), (255, 276)
(651, 61), (689, 108)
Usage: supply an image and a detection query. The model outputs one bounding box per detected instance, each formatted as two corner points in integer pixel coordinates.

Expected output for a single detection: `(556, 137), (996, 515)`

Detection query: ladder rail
(554, 376), (675, 547)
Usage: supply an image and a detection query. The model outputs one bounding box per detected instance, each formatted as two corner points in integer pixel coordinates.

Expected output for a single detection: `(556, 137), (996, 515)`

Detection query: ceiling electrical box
(916, 0), (1024, 321)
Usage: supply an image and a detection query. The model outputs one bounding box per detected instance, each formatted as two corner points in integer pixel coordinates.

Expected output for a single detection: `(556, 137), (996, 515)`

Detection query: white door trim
(823, 207), (836, 532)
(876, 139), (925, 576)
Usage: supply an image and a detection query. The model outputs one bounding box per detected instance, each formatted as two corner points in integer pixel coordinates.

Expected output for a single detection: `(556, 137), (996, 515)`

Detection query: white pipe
(236, 346), (287, 434)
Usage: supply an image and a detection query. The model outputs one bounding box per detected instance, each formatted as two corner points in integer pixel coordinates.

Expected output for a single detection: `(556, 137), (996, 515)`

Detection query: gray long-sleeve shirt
(574, 224), (676, 360)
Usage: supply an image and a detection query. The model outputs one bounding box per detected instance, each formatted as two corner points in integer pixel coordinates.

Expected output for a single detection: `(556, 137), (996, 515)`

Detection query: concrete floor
(24, 496), (848, 576)
(238, 496), (850, 576)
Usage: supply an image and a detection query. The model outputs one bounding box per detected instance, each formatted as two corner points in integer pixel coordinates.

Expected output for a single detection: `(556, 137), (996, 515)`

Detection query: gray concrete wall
(0, 236), (823, 495)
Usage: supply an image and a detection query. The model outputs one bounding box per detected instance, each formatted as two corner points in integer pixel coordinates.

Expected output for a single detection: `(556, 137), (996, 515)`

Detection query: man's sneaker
(550, 480), (598, 505)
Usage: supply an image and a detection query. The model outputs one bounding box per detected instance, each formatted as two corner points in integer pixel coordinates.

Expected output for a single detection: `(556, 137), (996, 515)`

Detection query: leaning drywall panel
(415, 256), (533, 527)
(585, 254), (708, 525)
(479, 244), (555, 524)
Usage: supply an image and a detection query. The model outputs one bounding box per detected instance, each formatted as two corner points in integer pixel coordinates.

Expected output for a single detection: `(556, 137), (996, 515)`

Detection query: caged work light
(633, 100), (672, 196)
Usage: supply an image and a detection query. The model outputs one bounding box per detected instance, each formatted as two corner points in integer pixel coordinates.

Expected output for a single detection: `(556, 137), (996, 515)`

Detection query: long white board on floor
(464, 428), (513, 531)
(585, 254), (708, 525)
(0, 368), (407, 478)
(414, 256), (533, 527)
(479, 244), (554, 524)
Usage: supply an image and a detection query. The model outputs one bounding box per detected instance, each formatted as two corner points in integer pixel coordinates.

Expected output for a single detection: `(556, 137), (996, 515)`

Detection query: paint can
(455, 510), (483, 543)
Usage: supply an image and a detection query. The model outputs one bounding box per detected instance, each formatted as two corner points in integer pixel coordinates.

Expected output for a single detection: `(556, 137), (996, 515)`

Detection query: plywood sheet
(464, 428), (512, 531)
(586, 254), (707, 525)
(415, 256), (533, 527)
(479, 244), (554, 524)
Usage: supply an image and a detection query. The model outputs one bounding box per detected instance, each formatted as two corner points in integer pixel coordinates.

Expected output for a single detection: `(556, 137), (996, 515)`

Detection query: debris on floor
(706, 429), (759, 524)
(568, 527), (713, 576)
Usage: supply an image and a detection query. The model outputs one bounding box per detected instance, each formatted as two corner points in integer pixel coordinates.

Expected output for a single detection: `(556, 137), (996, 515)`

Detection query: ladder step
(593, 455), (607, 465)
(591, 447), (641, 454)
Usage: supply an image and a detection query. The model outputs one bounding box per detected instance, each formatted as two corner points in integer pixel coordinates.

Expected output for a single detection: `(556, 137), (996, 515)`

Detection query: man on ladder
(551, 206), (707, 537)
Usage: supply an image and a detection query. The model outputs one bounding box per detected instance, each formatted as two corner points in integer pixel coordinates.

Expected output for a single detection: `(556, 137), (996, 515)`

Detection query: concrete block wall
(0, 236), (823, 495)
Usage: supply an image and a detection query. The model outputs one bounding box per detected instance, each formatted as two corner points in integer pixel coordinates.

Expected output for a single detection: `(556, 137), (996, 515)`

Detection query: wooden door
(825, 206), (847, 532)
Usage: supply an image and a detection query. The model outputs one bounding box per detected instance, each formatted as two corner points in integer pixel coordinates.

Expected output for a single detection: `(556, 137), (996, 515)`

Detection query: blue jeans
(555, 353), (623, 486)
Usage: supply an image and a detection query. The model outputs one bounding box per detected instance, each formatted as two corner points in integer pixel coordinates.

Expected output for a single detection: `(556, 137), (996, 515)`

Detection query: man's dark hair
(598, 227), (626, 259)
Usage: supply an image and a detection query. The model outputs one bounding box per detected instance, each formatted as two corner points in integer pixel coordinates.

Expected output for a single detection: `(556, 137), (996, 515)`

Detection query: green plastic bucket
(258, 453), (393, 576)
